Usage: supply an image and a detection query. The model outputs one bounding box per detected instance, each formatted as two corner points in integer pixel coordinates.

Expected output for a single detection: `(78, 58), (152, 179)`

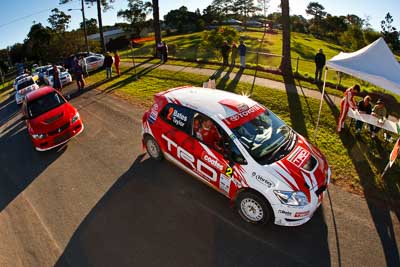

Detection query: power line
(0, 8), (53, 29)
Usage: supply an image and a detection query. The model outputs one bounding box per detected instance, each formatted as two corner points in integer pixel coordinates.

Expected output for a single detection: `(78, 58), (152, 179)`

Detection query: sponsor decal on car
(294, 211), (310, 218)
(252, 172), (274, 187)
(222, 104), (265, 128)
(148, 103), (159, 124)
(162, 134), (218, 182)
(202, 154), (224, 171)
(219, 174), (231, 193)
(167, 107), (188, 127)
(278, 210), (292, 216)
(288, 147), (311, 168)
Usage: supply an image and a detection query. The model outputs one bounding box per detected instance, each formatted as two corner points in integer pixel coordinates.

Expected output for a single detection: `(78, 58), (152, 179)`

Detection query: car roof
(17, 76), (34, 84)
(159, 86), (259, 120)
(26, 86), (55, 102)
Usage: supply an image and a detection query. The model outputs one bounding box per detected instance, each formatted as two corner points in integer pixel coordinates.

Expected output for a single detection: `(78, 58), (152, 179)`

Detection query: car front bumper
(31, 120), (84, 151)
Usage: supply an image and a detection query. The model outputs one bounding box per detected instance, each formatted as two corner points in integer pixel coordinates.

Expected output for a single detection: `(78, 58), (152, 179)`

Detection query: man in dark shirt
(221, 41), (230, 66)
(355, 95), (372, 133)
(314, 48), (326, 84)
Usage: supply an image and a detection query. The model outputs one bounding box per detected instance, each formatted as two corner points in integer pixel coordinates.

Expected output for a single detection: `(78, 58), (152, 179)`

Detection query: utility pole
(81, 0), (89, 53)
(97, 0), (106, 52)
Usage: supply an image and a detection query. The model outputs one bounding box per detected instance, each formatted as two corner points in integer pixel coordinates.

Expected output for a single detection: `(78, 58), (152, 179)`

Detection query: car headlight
(71, 112), (80, 124)
(32, 133), (47, 139)
(273, 190), (309, 206)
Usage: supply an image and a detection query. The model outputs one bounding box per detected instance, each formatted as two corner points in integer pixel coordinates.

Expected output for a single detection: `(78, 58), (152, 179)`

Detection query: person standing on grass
(52, 64), (62, 92)
(231, 43), (238, 66)
(337, 84), (360, 132)
(161, 41), (168, 63)
(221, 41), (230, 66)
(355, 95), (372, 134)
(314, 48), (326, 84)
(103, 52), (114, 79)
(114, 51), (120, 77)
(238, 40), (247, 69)
(74, 58), (85, 92)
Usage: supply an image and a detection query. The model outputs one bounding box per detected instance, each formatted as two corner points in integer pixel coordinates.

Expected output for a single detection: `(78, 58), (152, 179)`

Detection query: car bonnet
(264, 134), (329, 202)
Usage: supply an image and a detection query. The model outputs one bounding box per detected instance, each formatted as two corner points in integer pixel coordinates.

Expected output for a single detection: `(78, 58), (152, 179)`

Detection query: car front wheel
(236, 191), (273, 225)
(145, 136), (163, 160)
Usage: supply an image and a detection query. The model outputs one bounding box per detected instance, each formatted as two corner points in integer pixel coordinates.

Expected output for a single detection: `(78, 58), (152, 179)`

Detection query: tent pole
(313, 67), (328, 142)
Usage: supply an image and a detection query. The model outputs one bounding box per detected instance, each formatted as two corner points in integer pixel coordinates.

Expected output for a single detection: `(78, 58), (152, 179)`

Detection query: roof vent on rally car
(218, 99), (249, 112)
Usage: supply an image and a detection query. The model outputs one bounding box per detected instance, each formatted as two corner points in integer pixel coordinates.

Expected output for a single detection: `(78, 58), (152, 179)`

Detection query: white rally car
(83, 55), (104, 72)
(43, 66), (72, 87)
(15, 76), (39, 104)
(142, 87), (331, 226)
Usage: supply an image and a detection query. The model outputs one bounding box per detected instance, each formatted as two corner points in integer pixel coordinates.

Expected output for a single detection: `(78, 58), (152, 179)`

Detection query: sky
(0, 0), (399, 49)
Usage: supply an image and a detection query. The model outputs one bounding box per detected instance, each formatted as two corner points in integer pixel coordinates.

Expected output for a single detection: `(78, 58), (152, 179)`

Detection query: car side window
(159, 103), (193, 135)
(225, 136), (248, 165)
(192, 113), (224, 152)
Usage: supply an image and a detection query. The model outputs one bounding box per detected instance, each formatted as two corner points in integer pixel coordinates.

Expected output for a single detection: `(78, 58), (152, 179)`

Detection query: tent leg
(313, 68), (328, 142)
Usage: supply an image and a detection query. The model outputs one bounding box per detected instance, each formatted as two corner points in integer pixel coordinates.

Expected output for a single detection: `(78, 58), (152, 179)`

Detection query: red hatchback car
(21, 86), (84, 151)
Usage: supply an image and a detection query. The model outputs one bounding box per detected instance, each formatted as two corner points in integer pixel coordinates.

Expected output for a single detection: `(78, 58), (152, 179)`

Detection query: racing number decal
(225, 166), (233, 177)
(167, 107), (174, 120)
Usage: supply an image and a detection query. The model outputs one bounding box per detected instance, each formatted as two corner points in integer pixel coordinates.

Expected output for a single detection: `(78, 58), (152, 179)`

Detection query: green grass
(0, 81), (13, 102)
(84, 65), (400, 208)
(119, 30), (400, 112)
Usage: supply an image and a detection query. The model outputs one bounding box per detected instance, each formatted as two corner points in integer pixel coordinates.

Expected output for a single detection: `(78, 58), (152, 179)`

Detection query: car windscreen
(27, 91), (65, 118)
(17, 79), (35, 91)
(231, 110), (296, 165)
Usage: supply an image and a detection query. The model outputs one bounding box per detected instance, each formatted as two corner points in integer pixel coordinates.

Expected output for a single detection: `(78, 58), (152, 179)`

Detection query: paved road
(0, 85), (399, 267)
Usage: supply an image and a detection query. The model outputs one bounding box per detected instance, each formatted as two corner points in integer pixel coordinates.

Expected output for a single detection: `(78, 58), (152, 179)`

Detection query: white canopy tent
(314, 37), (400, 139)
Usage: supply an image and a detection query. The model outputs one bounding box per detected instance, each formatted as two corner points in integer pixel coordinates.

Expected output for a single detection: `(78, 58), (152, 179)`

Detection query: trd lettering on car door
(162, 134), (218, 182)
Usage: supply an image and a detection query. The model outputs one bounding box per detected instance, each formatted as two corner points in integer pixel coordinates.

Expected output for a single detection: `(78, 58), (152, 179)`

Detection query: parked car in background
(83, 55), (105, 72)
(21, 86), (84, 151)
(33, 65), (51, 83)
(13, 74), (29, 90)
(15, 76), (39, 105)
(43, 66), (72, 87)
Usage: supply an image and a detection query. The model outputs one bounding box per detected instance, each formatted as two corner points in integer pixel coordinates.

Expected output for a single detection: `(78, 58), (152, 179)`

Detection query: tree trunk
(279, 0), (293, 82)
(152, 0), (161, 56)
(96, 0), (106, 52)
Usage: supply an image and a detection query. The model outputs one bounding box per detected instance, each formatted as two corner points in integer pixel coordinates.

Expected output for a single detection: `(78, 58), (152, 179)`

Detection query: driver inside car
(196, 118), (223, 152)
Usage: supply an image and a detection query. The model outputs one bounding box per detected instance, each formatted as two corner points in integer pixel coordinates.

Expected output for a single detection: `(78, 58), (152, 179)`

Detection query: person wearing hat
(314, 48), (326, 84)
(370, 99), (387, 138)
(337, 84), (360, 132)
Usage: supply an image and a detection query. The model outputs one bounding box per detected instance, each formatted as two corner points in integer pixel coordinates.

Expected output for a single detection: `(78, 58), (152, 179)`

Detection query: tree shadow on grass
(319, 88), (400, 267)
(283, 74), (309, 138)
(55, 154), (331, 267)
(295, 79), (316, 126)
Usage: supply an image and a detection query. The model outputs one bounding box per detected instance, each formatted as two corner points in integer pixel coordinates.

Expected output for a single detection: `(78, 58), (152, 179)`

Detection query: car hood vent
(301, 156), (318, 172)
(44, 112), (64, 124)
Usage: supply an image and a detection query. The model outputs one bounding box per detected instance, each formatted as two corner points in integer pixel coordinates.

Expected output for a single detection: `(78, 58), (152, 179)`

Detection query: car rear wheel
(236, 191), (272, 225)
(145, 136), (163, 160)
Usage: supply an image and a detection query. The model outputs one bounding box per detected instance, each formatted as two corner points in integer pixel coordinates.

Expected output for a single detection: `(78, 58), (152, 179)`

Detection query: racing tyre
(236, 191), (273, 225)
(145, 136), (163, 160)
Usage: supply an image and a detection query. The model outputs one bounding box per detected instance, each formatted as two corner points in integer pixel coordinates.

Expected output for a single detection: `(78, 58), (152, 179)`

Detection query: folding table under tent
(314, 37), (400, 139)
